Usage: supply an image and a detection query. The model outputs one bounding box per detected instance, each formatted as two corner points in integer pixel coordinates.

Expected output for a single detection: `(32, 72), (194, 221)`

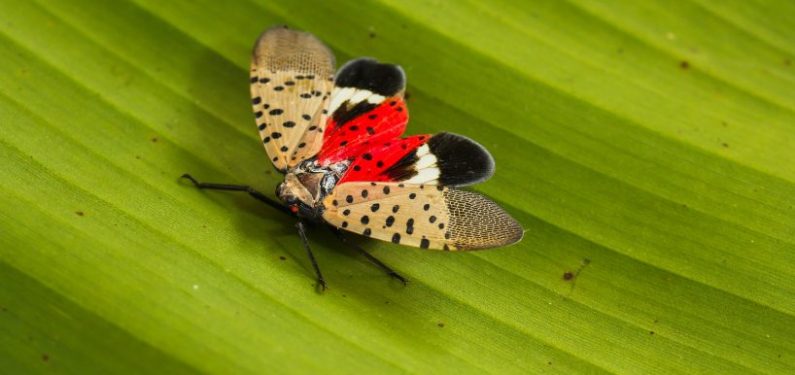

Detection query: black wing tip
(429, 132), (495, 187)
(335, 58), (406, 97)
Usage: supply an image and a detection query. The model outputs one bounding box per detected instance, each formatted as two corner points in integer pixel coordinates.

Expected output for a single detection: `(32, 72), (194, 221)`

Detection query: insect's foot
(388, 272), (408, 285)
(180, 173), (201, 187)
(315, 278), (327, 293)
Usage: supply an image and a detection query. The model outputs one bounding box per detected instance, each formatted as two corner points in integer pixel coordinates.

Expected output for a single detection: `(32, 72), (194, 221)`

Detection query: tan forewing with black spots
(322, 182), (524, 250)
(250, 26), (335, 171)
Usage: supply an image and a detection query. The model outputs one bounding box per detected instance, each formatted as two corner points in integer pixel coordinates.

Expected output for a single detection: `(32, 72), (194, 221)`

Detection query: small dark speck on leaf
(135, 155), (141, 160)
(342, 294), (347, 298)
(0, 306), (6, 312)
(151, 137), (158, 143)
(649, 331), (655, 335)
(784, 59), (791, 66)
(368, 32), (376, 38)
(680, 60), (690, 69)
(563, 258), (591, 292)
(42, 354), (49, 362)
(722, 142), (729, 148)
(437, 322), (445, 328)
(654, 319), (659, 323)
(75, 211), (84, 217)
(404, 91), (411, 100)
(548, 361), (553, 366)
(279, 256), (286, 261)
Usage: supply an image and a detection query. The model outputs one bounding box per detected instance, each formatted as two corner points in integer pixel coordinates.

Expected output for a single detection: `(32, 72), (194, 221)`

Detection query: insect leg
(181, 174), (290, 215)
(296, 221), (327, 291)
(329, 227), (407, 285)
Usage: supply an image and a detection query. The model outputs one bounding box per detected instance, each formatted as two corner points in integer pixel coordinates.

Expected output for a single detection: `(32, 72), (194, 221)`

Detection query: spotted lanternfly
(183, 26), (523, 290)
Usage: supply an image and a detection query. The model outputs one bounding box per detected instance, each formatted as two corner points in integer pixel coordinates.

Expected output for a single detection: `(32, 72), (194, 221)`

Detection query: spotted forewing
(250, 26), (335, 171)
(322, 182), (523, 250)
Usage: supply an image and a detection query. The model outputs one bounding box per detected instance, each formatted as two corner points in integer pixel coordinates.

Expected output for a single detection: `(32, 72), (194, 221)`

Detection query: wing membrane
(250, 26), (335, 171)
(317, 58), (408, 164)
(322, 182), (523, 250)
(338, 132), (495, 186)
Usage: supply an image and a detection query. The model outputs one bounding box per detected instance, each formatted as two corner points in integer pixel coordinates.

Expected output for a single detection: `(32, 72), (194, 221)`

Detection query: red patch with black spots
(318, 97), (408, 164)
(339, 135), (429, 183)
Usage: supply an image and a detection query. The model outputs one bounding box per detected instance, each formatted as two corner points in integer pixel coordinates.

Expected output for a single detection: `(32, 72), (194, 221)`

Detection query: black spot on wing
(335, 58), (405, 96)
(427, 132), (495, 186)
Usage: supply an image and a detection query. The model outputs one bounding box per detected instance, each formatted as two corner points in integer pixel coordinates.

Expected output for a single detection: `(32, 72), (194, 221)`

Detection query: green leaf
(1, 0), (793, 373)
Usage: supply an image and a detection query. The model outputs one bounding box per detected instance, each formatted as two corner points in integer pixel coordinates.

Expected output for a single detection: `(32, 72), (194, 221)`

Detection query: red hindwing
(338, 135), (430, 183)
(318, 98), (408, 164)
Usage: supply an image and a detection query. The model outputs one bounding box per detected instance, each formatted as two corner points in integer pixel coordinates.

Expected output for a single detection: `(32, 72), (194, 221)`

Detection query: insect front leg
(180, 173), (290, 215)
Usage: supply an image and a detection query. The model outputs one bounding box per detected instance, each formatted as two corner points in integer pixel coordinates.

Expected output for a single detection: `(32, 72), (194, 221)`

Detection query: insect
(182, 26), (523, 290)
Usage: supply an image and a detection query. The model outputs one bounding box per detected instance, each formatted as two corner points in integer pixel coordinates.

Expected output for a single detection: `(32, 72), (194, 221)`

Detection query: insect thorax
(276, 158), (350, 220)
